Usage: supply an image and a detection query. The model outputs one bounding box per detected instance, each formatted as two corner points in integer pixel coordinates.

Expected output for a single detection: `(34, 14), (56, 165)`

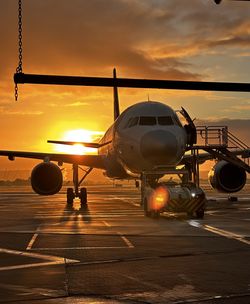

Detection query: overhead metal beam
(215, 0), (250, 3)
(14, 73), (250, 92)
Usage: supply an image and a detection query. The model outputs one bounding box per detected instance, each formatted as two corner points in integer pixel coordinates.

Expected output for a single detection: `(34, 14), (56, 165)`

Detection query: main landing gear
(66, 164), (92, 208)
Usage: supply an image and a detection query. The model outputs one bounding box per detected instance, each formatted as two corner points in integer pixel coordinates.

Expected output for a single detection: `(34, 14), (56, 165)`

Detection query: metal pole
(14, 73), (250, 93)
(73, 164), (79, 197)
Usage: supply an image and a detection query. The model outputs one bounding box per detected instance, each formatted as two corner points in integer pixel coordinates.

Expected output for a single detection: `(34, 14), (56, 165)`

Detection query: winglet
(113, 68), (120, 121)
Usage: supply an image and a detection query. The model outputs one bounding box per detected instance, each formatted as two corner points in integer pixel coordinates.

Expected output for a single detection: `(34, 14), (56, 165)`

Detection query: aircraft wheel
(80, 187), (87, 206)
(187, 211), (195, 219)
(143, 197), (150, 217)
(145, 210), (153, 217)
(143, 197), (155, 217)
(196, 209), (205, 219)
(151, 211), (160, 219)
(67, 188), (74, 205)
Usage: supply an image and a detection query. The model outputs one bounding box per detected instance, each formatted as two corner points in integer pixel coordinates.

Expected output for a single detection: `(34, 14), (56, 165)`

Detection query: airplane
(1, 69), (250, 219)
(4, 0), (249, 219)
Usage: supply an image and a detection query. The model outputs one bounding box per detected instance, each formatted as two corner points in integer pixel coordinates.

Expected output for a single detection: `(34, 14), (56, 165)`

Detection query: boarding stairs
(195, 126), (250, 173)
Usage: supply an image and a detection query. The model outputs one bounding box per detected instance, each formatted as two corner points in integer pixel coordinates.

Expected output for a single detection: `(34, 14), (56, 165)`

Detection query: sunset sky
(0, 0), (249, 173)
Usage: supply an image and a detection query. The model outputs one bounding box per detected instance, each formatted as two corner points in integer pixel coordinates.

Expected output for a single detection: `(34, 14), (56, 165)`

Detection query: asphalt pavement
(0, 184), (250, 303)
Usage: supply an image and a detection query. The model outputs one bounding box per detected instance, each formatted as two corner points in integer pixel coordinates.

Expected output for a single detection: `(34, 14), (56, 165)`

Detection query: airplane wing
(47, 140), (111, 148)
(0, 150), (106, 169)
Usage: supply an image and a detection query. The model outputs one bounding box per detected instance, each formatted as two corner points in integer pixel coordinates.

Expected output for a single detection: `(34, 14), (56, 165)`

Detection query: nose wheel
(66, 165), (92, 207)
(80, 187), (87, 205)
(66, 188), (74, 205)
(67, 187), (88, 206)
(143, 197), (160, 219)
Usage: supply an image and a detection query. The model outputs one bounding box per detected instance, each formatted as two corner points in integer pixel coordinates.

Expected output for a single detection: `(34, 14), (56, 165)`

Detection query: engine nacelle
(31, 162), (63, 195)
(208, 161), (246, 193)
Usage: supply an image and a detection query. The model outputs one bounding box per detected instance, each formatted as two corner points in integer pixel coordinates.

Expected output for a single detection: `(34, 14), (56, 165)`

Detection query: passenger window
(139, 117), (156, 125)
(157, 116), (174, 125)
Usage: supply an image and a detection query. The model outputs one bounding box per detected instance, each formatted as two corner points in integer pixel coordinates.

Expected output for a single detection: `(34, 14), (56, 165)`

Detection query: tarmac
(0, 184), (250, 303)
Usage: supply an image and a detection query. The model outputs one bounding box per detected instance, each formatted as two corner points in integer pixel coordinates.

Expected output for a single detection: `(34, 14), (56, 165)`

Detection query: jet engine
(31, 162), (63, 195)
(208, 160), (246, 193)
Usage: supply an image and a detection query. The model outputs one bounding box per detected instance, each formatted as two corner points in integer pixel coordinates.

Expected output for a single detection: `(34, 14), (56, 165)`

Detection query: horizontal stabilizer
(47, 140), (111, 149)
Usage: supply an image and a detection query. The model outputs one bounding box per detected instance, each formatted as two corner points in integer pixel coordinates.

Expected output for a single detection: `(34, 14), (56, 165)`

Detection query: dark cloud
(1, 0), (248, 81)
(0, 1), (249, 110)
(208, 35), (250, 48)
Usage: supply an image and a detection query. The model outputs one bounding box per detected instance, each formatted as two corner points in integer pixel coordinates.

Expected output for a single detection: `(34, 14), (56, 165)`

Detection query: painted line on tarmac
(120, 274), (165, 291)
(0, 283), (65, 297)
(204, 225), (250, 245)
(110, 195), (141, 207)
(26, 233), (39, 250)
(0, 229), (117, 234)
(0, 247), (79, 271)
(0, 261), (70, 271)
(26, 224), (41, 250)
(188, 220), (250, 245)
(117, 232), (135, 248)
(30, 246), (132, 250)
(103, 220), (111, 227)
(35, 212), (143, 217)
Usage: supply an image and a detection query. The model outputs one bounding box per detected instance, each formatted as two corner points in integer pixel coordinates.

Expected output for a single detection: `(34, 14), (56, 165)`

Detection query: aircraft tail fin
(113, 68), (120, 121)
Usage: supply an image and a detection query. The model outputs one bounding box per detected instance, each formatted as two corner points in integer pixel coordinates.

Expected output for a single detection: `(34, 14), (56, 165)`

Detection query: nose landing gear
(66, 165), (92, 208)
(66, 187), (88, 206)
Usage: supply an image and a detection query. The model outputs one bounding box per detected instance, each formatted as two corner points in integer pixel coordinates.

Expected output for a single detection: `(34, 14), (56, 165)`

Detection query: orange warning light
(150, 186), (169, 211)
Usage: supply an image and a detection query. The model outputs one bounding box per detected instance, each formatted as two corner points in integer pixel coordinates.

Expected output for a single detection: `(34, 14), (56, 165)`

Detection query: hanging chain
(15, 0), (23, 100)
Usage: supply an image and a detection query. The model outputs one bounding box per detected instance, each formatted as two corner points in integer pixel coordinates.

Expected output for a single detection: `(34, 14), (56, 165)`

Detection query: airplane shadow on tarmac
(58, 203), (93, 225)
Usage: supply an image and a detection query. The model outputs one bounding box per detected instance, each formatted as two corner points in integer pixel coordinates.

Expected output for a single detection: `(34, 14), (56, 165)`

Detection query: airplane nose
(140, 130), (178, 165)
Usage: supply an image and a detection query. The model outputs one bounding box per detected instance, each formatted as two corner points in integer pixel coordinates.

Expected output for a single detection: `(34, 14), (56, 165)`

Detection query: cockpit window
(139, 116), (157, 125)
(124, 115), (176, 128)
(157, 116), (174, 125)
(124, 117), (139, 128)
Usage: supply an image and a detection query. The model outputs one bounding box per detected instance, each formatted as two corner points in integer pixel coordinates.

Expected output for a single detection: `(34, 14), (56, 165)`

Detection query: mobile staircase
(194, 125), (250, 173)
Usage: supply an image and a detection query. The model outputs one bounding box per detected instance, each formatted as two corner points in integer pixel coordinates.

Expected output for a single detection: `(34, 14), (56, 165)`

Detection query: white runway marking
(187, 220), (250, 246)
(30, 246), (132, 250)
(110, 195), (141, 207)
(0, 229), (118, 235)
(103, 220), (111, 227)
(26, 225), (41, 250)
(0, 247), (79, 272)
(203, 225), (250, 246)
(26, 233), (38, 250)
(35, 214), (143, 218)
(117, 232), (135, 248)
(120, 274), (165, 291)
(0, 261), (69, 271)
(0, 283), (65, 297)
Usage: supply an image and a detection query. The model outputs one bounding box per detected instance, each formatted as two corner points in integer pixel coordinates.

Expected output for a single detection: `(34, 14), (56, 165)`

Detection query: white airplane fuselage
(98, 101), (187, 178)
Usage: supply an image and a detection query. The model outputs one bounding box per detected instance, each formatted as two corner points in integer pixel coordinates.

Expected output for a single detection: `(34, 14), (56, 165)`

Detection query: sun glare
(53, 129), (104, 155)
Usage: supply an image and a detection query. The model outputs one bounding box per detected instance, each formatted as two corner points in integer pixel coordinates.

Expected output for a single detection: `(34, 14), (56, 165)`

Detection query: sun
(53, 129), (103, 155)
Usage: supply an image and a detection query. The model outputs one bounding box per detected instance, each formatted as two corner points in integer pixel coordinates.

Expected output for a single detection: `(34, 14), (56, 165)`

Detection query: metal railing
(196, 125), (249, 166)
(196, 126), (229, 147)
